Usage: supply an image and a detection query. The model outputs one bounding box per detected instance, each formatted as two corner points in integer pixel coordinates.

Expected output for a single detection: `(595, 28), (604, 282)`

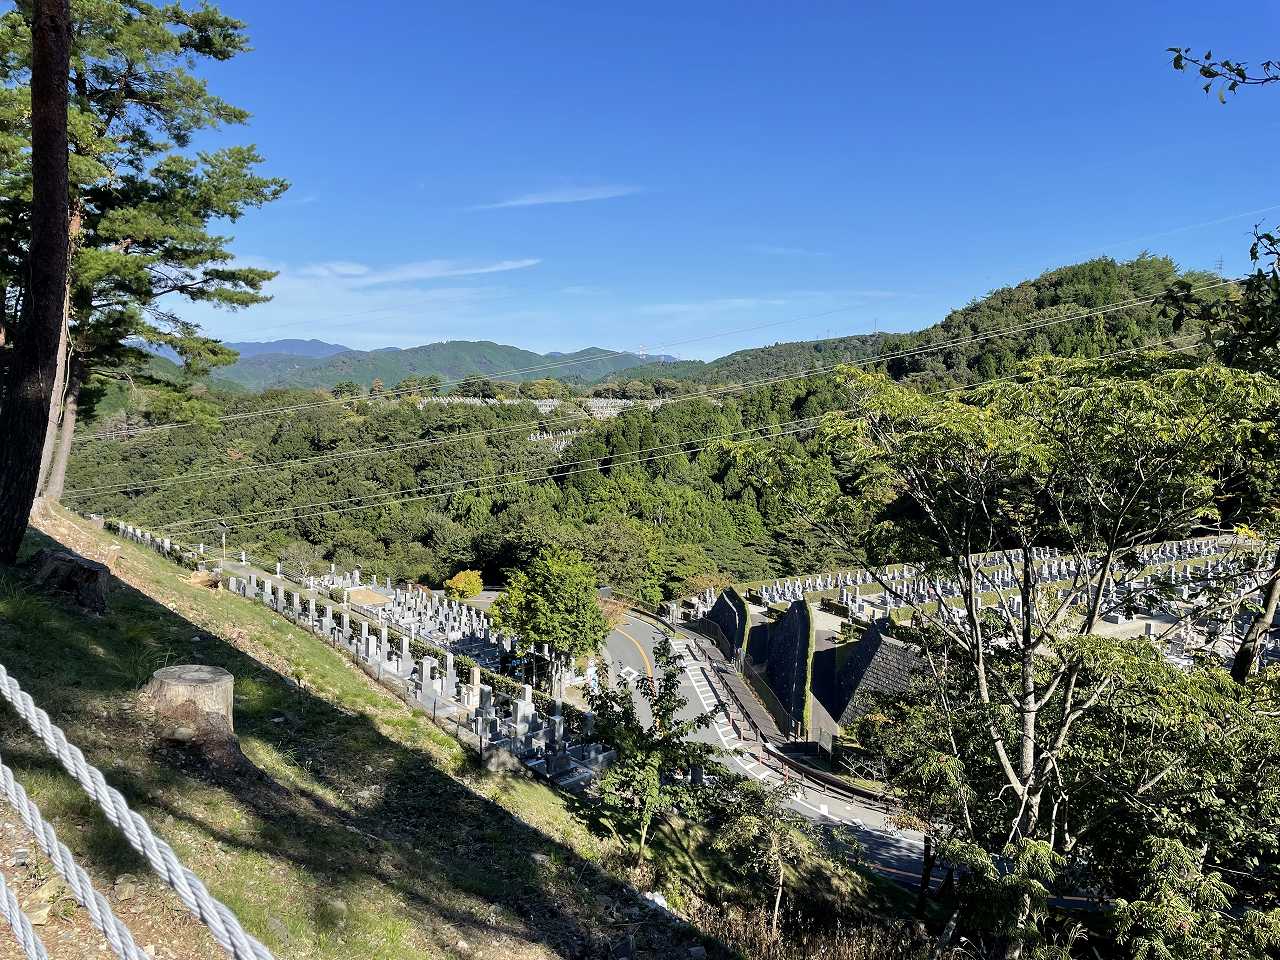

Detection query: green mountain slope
(615, 256), (1219, 385)
(216, 340), (662, 390)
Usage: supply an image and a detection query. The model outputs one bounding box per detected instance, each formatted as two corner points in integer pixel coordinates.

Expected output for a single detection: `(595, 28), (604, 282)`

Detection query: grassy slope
(0, 511), (719, 960)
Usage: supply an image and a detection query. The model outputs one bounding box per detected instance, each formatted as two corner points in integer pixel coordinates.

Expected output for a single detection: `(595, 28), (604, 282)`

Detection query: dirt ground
(0, 802), (224, 960)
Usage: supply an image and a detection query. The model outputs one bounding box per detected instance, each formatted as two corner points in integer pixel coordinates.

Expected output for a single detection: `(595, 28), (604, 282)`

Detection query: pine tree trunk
(0, 0), (71, 565)
(1234, 563), (1280, 683)
(35, 208), (80, 498)
(35, 313), (67, 496)
(43, 361), (81, 501)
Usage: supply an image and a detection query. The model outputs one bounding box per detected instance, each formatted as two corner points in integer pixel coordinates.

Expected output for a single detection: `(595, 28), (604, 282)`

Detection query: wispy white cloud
(638, 297), (789, 317)
(182, 253), (547, 348)
(474, 185), (642, 210)
(298, 258), (541, 286)
(298, 260), (371, 278)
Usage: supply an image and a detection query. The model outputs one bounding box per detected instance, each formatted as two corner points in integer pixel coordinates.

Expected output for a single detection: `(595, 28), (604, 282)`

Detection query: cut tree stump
(27, 548), (109, 612)
(143, 664), (235, 738)
(142, 665), (275, 788)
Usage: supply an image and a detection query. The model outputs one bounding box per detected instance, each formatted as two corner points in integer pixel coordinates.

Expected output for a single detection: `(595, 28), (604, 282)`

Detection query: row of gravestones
(221, 570), (617, 786)
(251, 556), (536, 670)
(756, 535), (1253, 620)
(747, 535), (1243, 612)
(109, 521), (206, 566)
(109, 521), (547, 681)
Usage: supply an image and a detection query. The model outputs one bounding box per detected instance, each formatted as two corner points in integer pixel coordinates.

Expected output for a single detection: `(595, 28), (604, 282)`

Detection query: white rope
(0, 869), (48, 960)
(0, 756), (147, 960)
(0, 663), (275, 960)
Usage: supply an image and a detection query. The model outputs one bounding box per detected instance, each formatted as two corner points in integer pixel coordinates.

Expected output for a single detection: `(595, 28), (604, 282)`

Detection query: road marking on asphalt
(613, 623), (654, 679)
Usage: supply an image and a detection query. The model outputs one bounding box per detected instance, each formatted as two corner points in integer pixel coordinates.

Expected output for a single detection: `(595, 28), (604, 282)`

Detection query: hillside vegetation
(613, 255), (1217, 386)
(66, 256), (1220, 603)
(0, 510), (917, 960)
(215, 342), (664, 391)
(0, 514), (690, 959)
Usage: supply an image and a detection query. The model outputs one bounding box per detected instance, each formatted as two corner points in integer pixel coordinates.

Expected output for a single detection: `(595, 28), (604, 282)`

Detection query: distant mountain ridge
(200, 256), (1217, 392)
(213, 339), (669, 390)
(223, 339), (351, 359)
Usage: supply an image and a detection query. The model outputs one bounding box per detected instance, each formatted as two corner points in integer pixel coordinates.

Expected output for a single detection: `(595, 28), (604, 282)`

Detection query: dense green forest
(212, 340), (666, 391)
(66, 255), (1218, 600)
(614, 254), (1216, 386)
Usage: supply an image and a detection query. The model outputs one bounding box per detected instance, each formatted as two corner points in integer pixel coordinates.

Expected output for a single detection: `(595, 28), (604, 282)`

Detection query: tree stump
(28, 548), (109, 612)
(143, 664), (235, 740)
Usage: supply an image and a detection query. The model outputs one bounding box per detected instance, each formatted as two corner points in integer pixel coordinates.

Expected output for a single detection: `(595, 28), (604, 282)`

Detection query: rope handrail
(0, 662), (275, 960)
(0, 869), (48, 960)
(0, 756), (147, 960)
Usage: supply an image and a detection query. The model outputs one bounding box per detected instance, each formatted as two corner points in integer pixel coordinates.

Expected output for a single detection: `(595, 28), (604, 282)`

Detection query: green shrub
(444, 569), (484, 599)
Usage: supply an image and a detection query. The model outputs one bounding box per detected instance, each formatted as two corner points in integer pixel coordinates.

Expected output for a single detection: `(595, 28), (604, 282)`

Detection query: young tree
(444, 568), (483, 599)
(280, 539), (324, 579)
(587, 631), (724, 861)
(0, 0), (286, 501)
(0, 0), (70, 564)
(490, 547), (609, 696)
(710, 778), (816, 939)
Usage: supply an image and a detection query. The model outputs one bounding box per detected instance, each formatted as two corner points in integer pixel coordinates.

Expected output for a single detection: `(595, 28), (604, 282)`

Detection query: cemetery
(104, 519), (619, 791)
(679, 535), (1280, 743)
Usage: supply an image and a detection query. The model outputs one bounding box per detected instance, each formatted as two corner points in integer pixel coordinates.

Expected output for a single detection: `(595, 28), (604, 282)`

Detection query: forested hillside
(64, 255), (1220, 602)
(215, 340), (664, 390)
(67, 377), (847, 599)
(614, 255), (1217, 386)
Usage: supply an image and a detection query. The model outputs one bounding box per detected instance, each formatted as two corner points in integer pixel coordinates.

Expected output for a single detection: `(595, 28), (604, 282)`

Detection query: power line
(77, 276), (1231, 443)
(160, 335), (1199, 541)
(64, 282), (1229, 497)
(171, 421), (828, 541)
(162, 415), (834, 534)
(73, 302), (881, 442)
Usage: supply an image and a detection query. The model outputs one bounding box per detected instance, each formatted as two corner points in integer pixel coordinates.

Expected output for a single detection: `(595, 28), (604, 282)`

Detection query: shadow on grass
(0, 528), (727, 960)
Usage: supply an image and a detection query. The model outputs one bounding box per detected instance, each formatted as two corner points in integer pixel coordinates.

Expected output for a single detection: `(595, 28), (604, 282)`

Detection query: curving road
(602, 612), (929, 887)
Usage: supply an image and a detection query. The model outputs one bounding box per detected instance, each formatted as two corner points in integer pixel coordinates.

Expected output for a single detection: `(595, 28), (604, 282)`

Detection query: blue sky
(186, 2), (1280, 358)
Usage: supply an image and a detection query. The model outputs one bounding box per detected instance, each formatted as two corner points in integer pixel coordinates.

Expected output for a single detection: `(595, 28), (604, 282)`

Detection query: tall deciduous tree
(745, 357), (1280, 957)
(1160, 230), (1280, 681)
(0, 0), (70, 564)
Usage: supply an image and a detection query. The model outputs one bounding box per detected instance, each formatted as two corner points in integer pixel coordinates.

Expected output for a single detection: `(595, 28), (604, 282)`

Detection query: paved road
(602, 612), (929, 887)
(214, 556), (928, 888)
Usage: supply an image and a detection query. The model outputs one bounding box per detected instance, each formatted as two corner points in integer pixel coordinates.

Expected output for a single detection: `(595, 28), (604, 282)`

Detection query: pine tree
(0, 0), (286, 500)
